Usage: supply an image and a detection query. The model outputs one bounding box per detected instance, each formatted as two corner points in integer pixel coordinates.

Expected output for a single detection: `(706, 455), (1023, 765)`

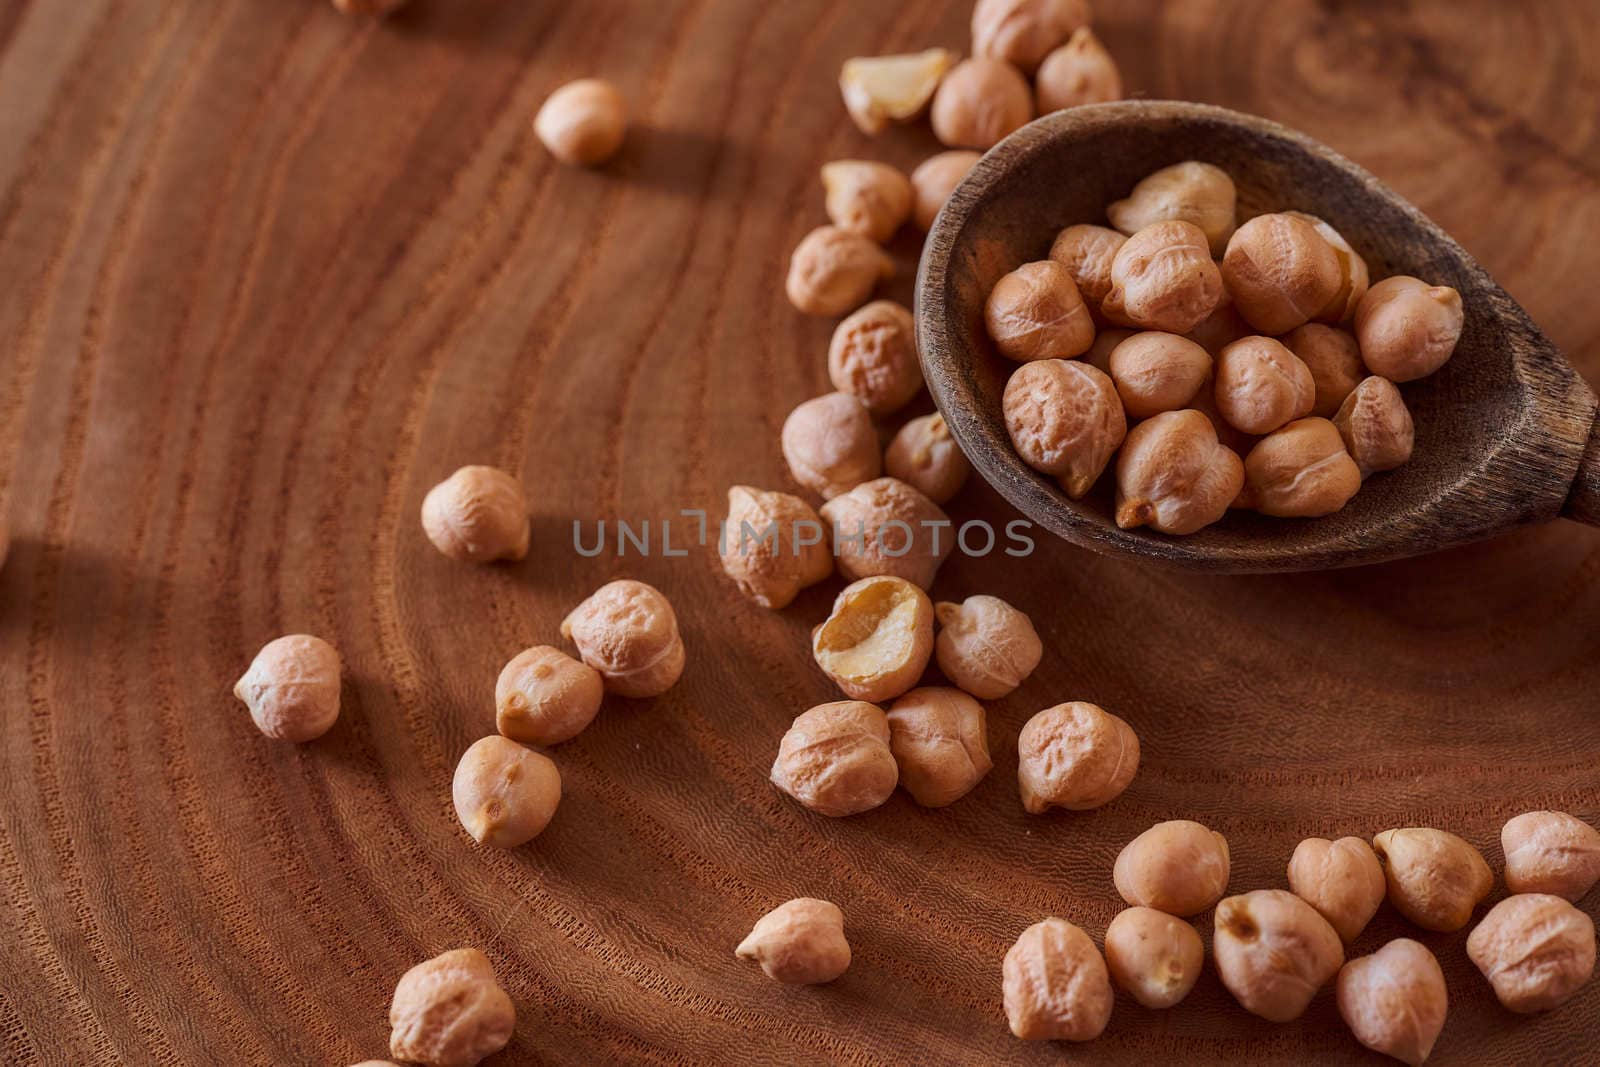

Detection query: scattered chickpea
(1337, 939), (1447, 1066)
(452, 736), (561, 848)
(985, 260), (1096, 362)
(1239, 418), (1362, 518)
(828, 301), (923, 416)
(332, 0), (406, 15)
(719, 485), (833, 610)
(821, 161), (913, 244)
(1501, 810), (1600, 902)
(1048, 224), (1126, 309)
(1355, 276), (1464, 382)
(1114, 409), (1244, 534)
(909, 150), (981, 232)
(1016, 701), (1139, 814)
(495, 645), (604, 746)
(534, 78), (627, 166)
(1334, 376), (1415, 475)
(1002, 918), (1113, 1041)
(839, 49), (954, 136)
(1113, 820), (1231, 917)
(1035, 28), (1122, 112)
(1107, 161), (1237, 257)
(1102, 220), (1225, 334)
(420, 465), (530, 563)
(933, 594), (1042, 700)
(233, 634), (341, 743)
(884, 413), (971, 505)
(1103, 906), (1205, 1010)
(972, 0), (1093, 74)
(1467, 893), (1596, 1013)
(1221, 213), (1342, 335)
(388, 948), (514, 1067)
(1214, 336), (1315, 435)
(811, 575), (934, 704)
(1286, 211), (1369, 323)
(1001, 359), (1126, 498)
(785, 225), (893, 317)
(886, 687), (993, 807)
(1371, 827), (1493, 932)
(1213, 889), (1344, 1023)
(1283, 323), (1364, 419)
(780, 392), (882, 500)
(560, 579), (685, 698)
(1287, 836), (1387, 944)
(1108, 331), (1212, 418)
(770, 700), (898, 817)
(1184, 289), (1251, 356)
(736, 898), (852, 984)
(1081, 326), (1133, 375)
(929, 58), (1033, 150)
(820, 477), (952, 590)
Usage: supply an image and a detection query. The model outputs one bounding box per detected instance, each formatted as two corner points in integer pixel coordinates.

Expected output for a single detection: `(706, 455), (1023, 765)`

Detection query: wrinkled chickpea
(534, 78), (627, 166)
(1048, 224), (1126, 309)
(1115, 409), (1243, 534)
(1468, 893), (1596, 1013)
(785, 226), (893, 317)
(1109, 331), (1212, 419)
(770, 700), (898, 817)
(452, 736), (561, 848)
(1371, 827), (1493, 932)
(839, 49), (954, 136)
(821, 161), (913, 244)
(972, 0), (1093, 74)
(934, 594), (1042, 700)
(929, 58), (1033, 150)
(812, 576), (934, 703)
(719, 485), (832, 610)
(1283, 323), (1364, 418)
(985, 260), (1096, 362)
(1501, 810), (1600, 902)
(495, 645), (603, 746)
(1113, 820), (1231, 917)
(1286, 211), (1369, 323)
(1287, 836), (1387, 944)
(1214, 336), (1315, 435)
(884, 413), (970, 506)
(332, 0), (406, 15)
(1102, 220), (1225, 334)
(736, 898), (851, 984)
(560, 579), (685, 698)
(1108, 161), (1237, 257)
(1355, 276), (1464, 382)
(886, 687), (993, 807)
(1239, 418), (1362, 518)
(780, 392), (881, 500)
(821, 477), (952, 590)
(1035, 28), (1122, 112)
(1002, 918), (1113, 1041)
(1222, 213), (1342, 335)
(1002, 359), (1126, 498)
(234, 634), (342, 743)
(1103, 906), (1205, 1010)
(909, 150), (981, 232)
(421, 465), (531, 563)
(1017, 701), (1139, 813)
(828, 301), (922, 416)
(1334, 376), (1415, 475)
(1214, 889), (1344, 1022)
(1337, 939), (1447, 1066)
(388, 948), (514, 1067)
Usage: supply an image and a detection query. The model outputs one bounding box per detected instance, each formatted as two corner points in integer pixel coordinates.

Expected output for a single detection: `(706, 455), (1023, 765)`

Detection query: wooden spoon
(915, 101), (1600, 572)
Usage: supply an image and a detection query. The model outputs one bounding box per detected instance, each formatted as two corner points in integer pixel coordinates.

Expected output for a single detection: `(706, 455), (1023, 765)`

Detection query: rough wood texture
(1, 1), (1597, 1064)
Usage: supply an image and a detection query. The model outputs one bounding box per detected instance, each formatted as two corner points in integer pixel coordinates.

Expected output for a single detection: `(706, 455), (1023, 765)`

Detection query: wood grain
(1, 0), (1597, 1063)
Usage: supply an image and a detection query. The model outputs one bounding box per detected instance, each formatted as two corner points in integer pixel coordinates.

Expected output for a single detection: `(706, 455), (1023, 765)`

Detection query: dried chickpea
(1355, 276), (1464, 382)
(785, 225), (893, 317)
(886, 687), (993, 807)
(770, 700), (897, 817)
(421, 465), (530, 563)
(534, 78), (627, 166)
(1214, 889), (1344, 1023)
(1035, 28), (1121, 112)
(560, 579), (685, 698)
(1467, 893), (1596, 1013)
(821, 477), (951, 590)
(1115, 409), (1244, 535)
(452, 736), (561, 848)
(929, 58), (1033, 150)
(332, 0), (406, 15)
(719, 485), (832, 610)
(1113, 820), (1231, 917)
(933, 594), (1042, 700)
(1103, 906), (1205, 1009)
(495, 645), (603, 746)
(1184, 289), (1251, 356)
(234, 634), (341, 743)
(839, 49), (954, 135)
(388, 948), (514, 1067)
(1214, 336), (1315, 435)
(821, 161), (913, 244)
(1287, 836), (1386, 944)
(1221, 213), (1342, 335)
(1239, 418), (1362, 518)
(1108, 332), (1212, 419)
(884, 413), (970, 506)
(1372, 827), (1493, 932)
(1002, 918), (1113, 1041)
(985, 260), (1096, 361)
(1001, 359), (1126, 498)
(1501, 810), (1600, 902)
(1107, 161), (1237, 257)
(909, 150), (981, 232)
(1187, 375), (1259, 456)
(1286, 211), (1369, 322)
(1082, 326), (1133, 375)
(1283, 323), (1364, 418)
(1102, 220), (1225, 334)
(780, 392), (881, 501)
(812, 576), (934, 703)
(1017, 701), (1139, 814)
(736, 898), (851, 983)
(1334, 376), (1415, 475)
(972, 0), (1092, 74)
(828, 301), (922, 416)
(1337, 939), (1447, 1066)
(1048, 224), (1126, 308)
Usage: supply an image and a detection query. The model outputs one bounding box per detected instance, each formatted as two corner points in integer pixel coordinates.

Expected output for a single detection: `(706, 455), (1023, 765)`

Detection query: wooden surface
(1, 1), (1598, 1064)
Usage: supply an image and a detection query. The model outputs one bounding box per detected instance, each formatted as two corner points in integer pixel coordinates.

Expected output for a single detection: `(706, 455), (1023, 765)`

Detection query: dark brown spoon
(915, 101), (1600, 572)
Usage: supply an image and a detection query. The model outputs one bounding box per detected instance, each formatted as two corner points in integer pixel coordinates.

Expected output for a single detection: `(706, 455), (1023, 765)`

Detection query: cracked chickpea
(1114, 820), (1231, 917)
(452, 736), (561, 848)
(1108, 161), (1237, 257)
(839, 49), (953, 136)
(770, 700), (897, 816)
(1002, 918), (1113, 1041)
(1355, 276), (1464, 382)
(909, 151), (980, 232)
(1338, 939), (1447, 1066)
(1049, 224), (1125, 309)
(1283, 323), (1364, 418)
(1222, 213), (1343, 335)
(1017, 701), (1139, 813)
(1214, 336), (1315, 436)
(780, 392), (881, 501)
(234, 634), (341, 743)
(821, 161), (912, 244)
(828, 301), (922, 416)
(1002, 359), (1126, 498)
(972, 0), (1092, 74)
(821, 477), (951, 590)
(985, 260), (1095, 362)
(535, 78), (627, 166)
(1109, 332), (1211, 419)
(561, 579), (685, 698)
(934, 595), (1041, 700)
(1335, 376), (1415, 475)
(1372, 827), (1493, 932)
(421, 465), (530, 563)
(1239, 418), (1362, 518)
(1102, 220), (1225, 334)
(719, 486), (832, 610)
(1214, 889), (1344, 1023)
(1115, 409), (1243, 535)
(929, 58), (1033, 150)
(737, 898), (851, 984)
(388, 948), (514, 1067)
(886, 687), (992, 807)
(1288, 836), (1386, 944)
(785, 225), (893, 317)
(1468, 893), (1596, 1013)
(1104, 907), (1204, 1010)
(1502, 810), (1600, 902)
(811, 575), (933, 704)
(1036, 28), (1121, 112)
(495, 645), (603, 746)
(885, 413), (969, 505)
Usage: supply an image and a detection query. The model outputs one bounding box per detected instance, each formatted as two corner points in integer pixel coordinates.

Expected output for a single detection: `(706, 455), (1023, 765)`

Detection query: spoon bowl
(915, 101), (1600, 572)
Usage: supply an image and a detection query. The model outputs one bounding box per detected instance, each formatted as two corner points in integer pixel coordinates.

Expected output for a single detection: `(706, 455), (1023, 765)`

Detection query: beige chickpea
(839, 49), (955, 136)
(1115, 409), (1244, 535)
(1355, 276), (1464, 382)
(1102, 220), (1225, 334)
(780, 392), (881, 501)
(1082, 326), (1133, 375)
(1372, 827), (1493, 932)
(1108, 332), (1212, 418)
(1184, 289), (1251, 356)
(821, 477), (951, 590)
(1468, 893), (1596, 1013)
(1035, 28), (1122, 112)
(1221, 213), (1342, 335)
(719, 485), (833, 610)
(1002, 918), (1113, 1041)
(452, 736), (561, 848)
(1103, 906), (1205, 1009)
(388, 948), (514, 1067)
(1107, 161), (1237, 257)
(421, 465), (531, 563)
(812, 576), (934, 704)
(1049, 224), (1126, 308)
(821, 161), (913, 244)
(1501, 810), (1600, 902)
(1214, 889), (1344, 1023)
(1001, 359), (1126, 498)
(495, 645), (603, 746)
(560, 579), (685, 698)
(1337, 939), (1447, 1066)
(1113, 820), (1231, 917)
(332, 0), (406, 16)
(534, 78), (627, 166)
(1283, 323), (1364, 418)
(736, 898), (851, 984)
(1188, 374), (1259, 456)
(909, 150), (981, 232)
(886, 687), (993, 807)
(1214, 336), (1315, 435)
(934, 594), (1042, 700)
(785, 225), (893, 317)
(985, 260), (1096, 362)
(770, 700), (898, 817)
(1286, 211), (1369, 322)
(972, 0), (1092, 73)
(1239, 418), (1362, 518)
(234, 634), (341, 743)
(828, 301), (922, 416)
(929, 58), (1033, 150)
(884, 414), (970, 506)
(1334, 376), (1415, 475)
(1017, 701), (1139, 814)
(1287, 836), (1386, 944)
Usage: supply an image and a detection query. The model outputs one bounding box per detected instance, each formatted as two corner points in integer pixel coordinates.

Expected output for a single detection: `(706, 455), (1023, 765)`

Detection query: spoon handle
(1564, 416), (1600, 527)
